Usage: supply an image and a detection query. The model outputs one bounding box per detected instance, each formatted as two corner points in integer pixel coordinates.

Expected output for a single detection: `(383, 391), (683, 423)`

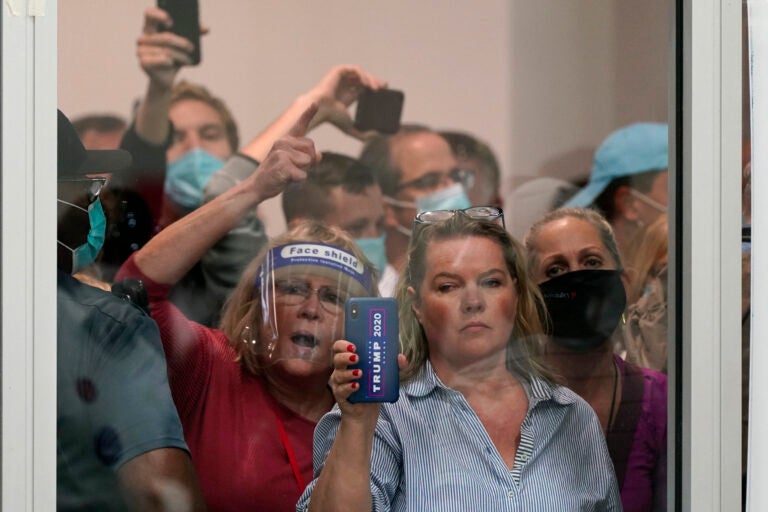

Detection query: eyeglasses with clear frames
(396, 168), (475, 192)
(273, 279), (348, 314)
(414, 206), (505, 229)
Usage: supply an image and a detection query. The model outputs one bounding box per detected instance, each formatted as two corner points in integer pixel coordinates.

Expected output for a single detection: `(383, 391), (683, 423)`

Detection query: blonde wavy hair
(625, 214), (668, 304)
(218, 220), (377, 376)
(397, 215), (552, 383)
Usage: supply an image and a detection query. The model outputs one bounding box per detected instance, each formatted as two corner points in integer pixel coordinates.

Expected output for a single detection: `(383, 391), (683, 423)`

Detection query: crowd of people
(57, 5), (676, 511)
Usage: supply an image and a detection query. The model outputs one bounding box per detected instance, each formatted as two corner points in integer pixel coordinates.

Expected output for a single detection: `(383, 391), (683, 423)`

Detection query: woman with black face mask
(524, 207), (667, 512)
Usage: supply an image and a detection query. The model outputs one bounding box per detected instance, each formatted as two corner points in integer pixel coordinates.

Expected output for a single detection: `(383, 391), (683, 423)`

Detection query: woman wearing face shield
(298, 208), (621, 511)
(116, 106), (378, 511)
(524, 207), (667, 512)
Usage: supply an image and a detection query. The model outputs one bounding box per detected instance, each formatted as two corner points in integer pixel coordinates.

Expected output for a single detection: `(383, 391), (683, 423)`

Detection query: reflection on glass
(525, 207), (667, 511)
(58, 2), (672, 510)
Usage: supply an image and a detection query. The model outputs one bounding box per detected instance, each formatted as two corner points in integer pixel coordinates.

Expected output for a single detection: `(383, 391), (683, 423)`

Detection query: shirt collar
(524, 375), (578, 409)
(404, 360), (576, 408)
(402, 360), (443, 398)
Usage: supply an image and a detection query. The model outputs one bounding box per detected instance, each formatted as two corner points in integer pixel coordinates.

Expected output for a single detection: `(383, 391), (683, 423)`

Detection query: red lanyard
(270, 404), (305, 493)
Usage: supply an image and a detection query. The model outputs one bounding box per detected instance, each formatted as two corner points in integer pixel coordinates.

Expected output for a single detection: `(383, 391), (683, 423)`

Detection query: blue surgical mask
(383, 183), (472, 238)
(165, 148), (225, 211)
(57, 197), (107, 274)
(415, 183), (471, 213)
(354, 234), (388, 278)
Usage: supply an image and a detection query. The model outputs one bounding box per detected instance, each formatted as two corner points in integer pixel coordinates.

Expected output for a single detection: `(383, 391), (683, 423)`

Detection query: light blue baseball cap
(564, 123), (668, 208)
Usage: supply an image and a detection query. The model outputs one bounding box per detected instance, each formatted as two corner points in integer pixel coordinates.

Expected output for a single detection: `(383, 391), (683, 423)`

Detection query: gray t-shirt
(57, 271), (188, 511)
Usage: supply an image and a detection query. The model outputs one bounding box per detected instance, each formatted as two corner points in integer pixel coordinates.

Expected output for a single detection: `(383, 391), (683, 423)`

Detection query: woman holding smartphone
(298, 208), (621, 511)
(116, 107), (378, 511)
(524, 207), (667, 512)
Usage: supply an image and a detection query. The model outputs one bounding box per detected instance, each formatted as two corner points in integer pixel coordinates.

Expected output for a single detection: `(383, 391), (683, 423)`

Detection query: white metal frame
(677, 0), (742, 510)
(2, 0), (57, 509)
(747, 1), (768, 510)
(0, 0), (747, 509)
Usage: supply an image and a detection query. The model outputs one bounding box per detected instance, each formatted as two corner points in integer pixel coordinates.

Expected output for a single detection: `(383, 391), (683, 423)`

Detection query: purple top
(607, 355), (667, 512)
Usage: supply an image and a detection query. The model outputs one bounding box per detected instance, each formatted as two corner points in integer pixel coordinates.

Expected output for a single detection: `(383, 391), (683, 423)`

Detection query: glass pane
(57, 2), (672, 510)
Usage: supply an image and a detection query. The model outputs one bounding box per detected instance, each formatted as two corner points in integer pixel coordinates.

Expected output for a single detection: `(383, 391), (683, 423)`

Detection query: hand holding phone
(353, 88), (405, 135)
(157, 0), (201, 65)
(345, 298), (400, 403)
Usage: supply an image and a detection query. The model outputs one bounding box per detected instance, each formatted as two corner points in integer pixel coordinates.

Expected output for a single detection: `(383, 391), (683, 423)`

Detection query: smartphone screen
(353, 88), (404, 135)
(157, 0), (201, 65)
(345, 298), (400, 403)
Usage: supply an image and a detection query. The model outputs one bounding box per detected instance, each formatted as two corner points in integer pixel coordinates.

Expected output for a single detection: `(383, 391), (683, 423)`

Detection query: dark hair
(282, 153), (376, 223)
(358, 124), (432, 197)
(397, 215), (552, 383)
(593, 169), (665, 221)
(439, 130), (501, 200)
(71, 114), (127, 137)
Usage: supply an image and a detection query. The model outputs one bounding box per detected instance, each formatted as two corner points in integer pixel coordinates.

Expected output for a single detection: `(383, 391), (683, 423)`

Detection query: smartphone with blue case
(345, 297), (399, 403)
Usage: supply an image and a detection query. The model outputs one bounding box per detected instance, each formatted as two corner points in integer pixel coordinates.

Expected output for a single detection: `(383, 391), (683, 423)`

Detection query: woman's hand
(329, 340), (382, 422)
(329, 340), (408, 421)
(305, 65), (388, 140)
(246, 103), (321, 203)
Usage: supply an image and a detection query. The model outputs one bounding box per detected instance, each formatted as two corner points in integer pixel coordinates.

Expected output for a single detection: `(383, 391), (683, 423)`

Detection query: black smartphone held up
(345, 297), (400, 403)
(353, 88), (404, 135)
(157, 0), (201, 65)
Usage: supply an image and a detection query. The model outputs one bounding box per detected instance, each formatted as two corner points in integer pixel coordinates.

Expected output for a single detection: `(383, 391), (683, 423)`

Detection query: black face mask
(539, 269), (627, 352)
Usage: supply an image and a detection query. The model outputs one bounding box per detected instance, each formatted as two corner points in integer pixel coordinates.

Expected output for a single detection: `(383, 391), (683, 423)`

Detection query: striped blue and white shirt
(298, 361), (621, 511)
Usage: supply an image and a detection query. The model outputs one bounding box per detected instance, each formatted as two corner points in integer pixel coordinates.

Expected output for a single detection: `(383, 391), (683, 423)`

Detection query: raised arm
(239, 65), (387, 163)
(306, 340), (382, 512)
(134, 7), (199, 144)
(133, 105), (318, 285)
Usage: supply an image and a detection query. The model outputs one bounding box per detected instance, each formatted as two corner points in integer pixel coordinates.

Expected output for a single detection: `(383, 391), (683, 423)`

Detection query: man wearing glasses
(359, 125), (474, 275)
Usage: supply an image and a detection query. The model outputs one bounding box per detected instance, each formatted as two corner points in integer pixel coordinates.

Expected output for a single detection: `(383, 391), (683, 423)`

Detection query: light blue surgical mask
(415, 183), (471, 213)
(165, 148), (225, 211)
(57, 197), (107, 274)
(383, 183), (472, 238)
(354, 234), (388, 278)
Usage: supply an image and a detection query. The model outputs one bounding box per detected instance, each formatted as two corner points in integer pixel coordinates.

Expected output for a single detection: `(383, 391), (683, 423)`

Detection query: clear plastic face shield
(242, 242), (375, 370)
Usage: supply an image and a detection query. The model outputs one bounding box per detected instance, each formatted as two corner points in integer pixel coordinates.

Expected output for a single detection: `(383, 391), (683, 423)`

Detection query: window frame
(0, 1), (747, 509)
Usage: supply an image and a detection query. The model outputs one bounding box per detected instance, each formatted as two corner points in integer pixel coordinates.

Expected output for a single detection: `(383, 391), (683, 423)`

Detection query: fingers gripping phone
(353, 88), (404, 135)
(157, 0), (201, 65)
(345, 298), (400, 403)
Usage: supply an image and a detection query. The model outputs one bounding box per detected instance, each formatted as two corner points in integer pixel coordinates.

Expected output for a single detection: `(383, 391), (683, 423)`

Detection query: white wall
(58, 0), (668, 215)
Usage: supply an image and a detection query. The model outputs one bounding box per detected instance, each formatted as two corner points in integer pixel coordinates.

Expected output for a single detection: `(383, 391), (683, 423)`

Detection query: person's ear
(287, 217), (305, 230)
(384, 202), (400, 228)
(492, 193), (504, 210)
(407, 286), (422, 322)
(614, 185), (639, 222)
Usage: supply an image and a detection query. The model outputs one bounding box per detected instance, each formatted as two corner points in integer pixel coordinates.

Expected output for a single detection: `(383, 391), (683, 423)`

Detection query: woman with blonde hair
(524, 207), (667, 512)
(623, 214), (669, 372)
(117, 108), (377, 511)
(299, 208), (620, 511)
